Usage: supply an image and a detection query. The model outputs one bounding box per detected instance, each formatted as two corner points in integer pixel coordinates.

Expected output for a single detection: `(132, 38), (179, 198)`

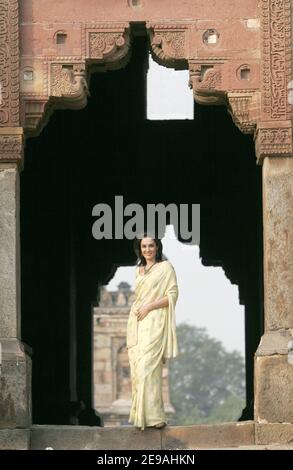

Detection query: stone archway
(0, 0), (292, 449)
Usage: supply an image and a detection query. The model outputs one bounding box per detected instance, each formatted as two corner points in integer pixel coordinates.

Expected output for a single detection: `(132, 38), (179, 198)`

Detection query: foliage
(169, 323), (246, 425)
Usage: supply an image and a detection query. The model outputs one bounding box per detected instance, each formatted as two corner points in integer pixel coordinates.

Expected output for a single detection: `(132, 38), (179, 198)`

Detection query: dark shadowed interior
(20, 34), (263, 425)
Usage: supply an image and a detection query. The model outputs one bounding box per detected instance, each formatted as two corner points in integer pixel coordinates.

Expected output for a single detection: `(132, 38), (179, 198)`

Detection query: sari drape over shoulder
(127, 260), (179, 429)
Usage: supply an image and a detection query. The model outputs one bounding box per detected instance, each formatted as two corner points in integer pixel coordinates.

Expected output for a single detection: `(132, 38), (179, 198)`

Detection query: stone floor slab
(161, 422), (255, 449)
(30, 425), (161, 450)
(0, 429), (30, 450)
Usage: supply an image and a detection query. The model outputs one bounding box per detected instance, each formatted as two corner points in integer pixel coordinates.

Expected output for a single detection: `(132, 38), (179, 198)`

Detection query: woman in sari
(127, 236), (179, 430)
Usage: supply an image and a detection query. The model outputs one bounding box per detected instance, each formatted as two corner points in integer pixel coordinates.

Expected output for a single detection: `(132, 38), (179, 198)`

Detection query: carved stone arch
(0, 0), (291, 164)
(20, 23), (131, 138)
(147, 21), (262, 155)
(146, 2), (293, 165)
(188, 58), (262, 154)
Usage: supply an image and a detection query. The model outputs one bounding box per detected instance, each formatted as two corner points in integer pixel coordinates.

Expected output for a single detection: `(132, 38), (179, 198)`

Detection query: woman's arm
(148, 295), (169, 312)
(135, 296), (169, 321)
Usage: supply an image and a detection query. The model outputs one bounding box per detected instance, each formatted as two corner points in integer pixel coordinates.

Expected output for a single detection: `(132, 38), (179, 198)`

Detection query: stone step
(29, 422), (254, 450)
(2, 422), (293, 450)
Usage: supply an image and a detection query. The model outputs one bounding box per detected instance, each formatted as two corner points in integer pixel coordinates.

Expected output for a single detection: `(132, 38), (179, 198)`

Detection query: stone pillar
(0, 129), (31, 449)
(255, 157), (293, 444)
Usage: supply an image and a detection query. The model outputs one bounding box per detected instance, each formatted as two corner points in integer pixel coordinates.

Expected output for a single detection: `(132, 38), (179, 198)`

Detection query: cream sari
(127, 260), (179, 430)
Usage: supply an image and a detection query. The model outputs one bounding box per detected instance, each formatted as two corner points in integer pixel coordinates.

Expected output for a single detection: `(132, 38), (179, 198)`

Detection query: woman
(127, 235), (179, 430)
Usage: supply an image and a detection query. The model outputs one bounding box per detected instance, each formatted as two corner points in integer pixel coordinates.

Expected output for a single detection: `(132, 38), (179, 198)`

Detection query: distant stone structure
(93, 281), (175, 426)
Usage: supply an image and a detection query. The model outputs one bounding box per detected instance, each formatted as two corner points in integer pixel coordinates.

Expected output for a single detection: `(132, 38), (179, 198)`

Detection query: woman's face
(140, 238), (157, 263)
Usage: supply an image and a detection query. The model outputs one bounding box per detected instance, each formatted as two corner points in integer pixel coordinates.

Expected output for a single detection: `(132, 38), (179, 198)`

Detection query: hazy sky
(108, 57), (245, 357)
(147, 55), (194, 120)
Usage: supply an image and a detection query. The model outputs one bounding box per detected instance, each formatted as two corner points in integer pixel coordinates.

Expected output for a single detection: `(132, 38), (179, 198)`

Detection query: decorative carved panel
(189, 62), (226, 105)
(50, 63), (88, 107)
(0, 0), (19, 127)
(147, 23), (188, 69)
(85, 24), (131, 70)
(255, 122), (293, 163)
(261, 0), (292, 121)
(0, 129), (24, 164)
(20, 24), (131, 136)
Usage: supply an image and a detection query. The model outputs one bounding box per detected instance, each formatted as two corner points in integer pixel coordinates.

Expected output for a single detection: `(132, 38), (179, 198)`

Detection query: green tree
(169, 323), (246, 425)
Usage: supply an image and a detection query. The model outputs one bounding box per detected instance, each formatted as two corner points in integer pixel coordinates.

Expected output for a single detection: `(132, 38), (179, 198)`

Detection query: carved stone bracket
(189, 62), (226, 106)
(20, 24), (131, 136)
(21, 62), (88, 137)
(189, 61), (261, 137)
(50, 63), (88, 108)
(147, 23), (188, 69)
(85, 23), (131, 71)
(227, 92), (260, 135)
(21, 98), (51, 138)
(255, 121), (293, 164)
(0, 128), (24, 165)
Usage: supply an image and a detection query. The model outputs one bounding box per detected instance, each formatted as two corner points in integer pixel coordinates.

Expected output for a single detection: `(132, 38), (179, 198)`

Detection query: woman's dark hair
(133, 234), (163, 266)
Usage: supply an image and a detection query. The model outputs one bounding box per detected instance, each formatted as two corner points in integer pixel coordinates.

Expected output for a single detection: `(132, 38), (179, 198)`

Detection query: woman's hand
(135, 304), (151, 321)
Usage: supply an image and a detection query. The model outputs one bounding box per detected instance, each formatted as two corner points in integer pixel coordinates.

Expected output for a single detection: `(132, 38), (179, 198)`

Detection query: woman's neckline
(138, 260), (166, 276)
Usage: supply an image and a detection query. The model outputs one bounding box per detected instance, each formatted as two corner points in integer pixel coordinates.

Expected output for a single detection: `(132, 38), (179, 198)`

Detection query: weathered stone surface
(0, 339), (32, 428)
(255, 356), (293, 423)
(161, 422), (255, 449)
(0, 429), (30, 450)
(30, 425), (161, 450)
(0, 166), (21, 338)
(256, 423), (293, 445)
(263, 158), (293, 330)
(256, 330), (292, 356)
